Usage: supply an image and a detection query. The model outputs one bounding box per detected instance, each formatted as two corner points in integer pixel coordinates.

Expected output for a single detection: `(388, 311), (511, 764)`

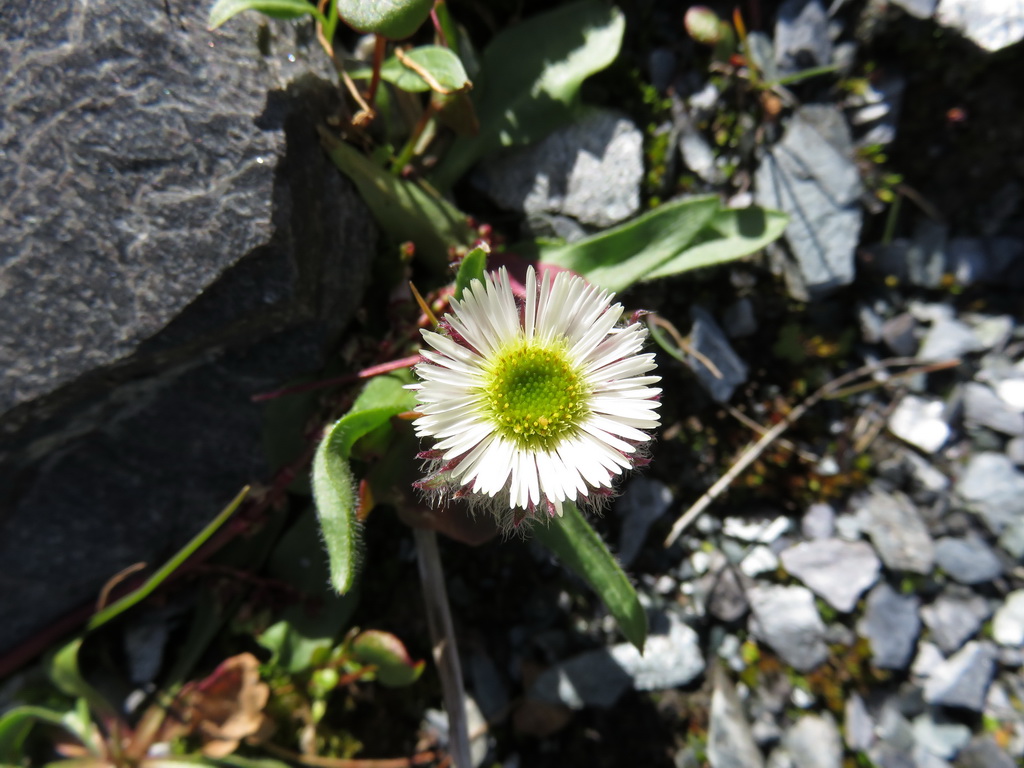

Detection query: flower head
(409, 266), (661, 526)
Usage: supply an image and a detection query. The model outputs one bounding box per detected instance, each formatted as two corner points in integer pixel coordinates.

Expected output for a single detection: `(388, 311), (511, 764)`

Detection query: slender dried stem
(414, 527), (472, 768)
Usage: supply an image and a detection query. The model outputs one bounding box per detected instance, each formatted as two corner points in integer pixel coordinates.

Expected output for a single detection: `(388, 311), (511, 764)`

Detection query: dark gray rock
(748, 584), (828, 672)
(0, 0), (375, 652)
(615, 477), (673, 567)
(779, 539), (880, 612)
(1008, 437), (1024, 466)
(921, 592), (992, 655)
(934, 535), (1004, 585)
(881, 313), (920, 357)
(963, 382), (1024, 436)
(704, 564), (752, 623)
(955, 736), (1015, 768)
(774, 0), (832, 75)
(956, 452), (1024, 535)
(859, 583), (921, 670)
(474, 108), (642, 228)
(924, 641), (997, 711)
(723, 298), (758, 339)
(856, 488), (936, 574)
(755, 105), (862, 298)
(708, 665), (766, 768)
(687, 306), (749, 403)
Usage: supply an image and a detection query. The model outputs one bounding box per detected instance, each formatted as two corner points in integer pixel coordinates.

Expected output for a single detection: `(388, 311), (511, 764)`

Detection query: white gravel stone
(993, 590), (1024, 646)
(888, 395), (951, 453)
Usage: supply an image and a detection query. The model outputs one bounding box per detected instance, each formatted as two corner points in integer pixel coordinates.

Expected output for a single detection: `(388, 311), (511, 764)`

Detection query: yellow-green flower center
(482, 341), (589, 450)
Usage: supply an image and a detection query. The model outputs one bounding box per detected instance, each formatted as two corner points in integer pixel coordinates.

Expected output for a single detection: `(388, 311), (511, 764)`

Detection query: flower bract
(409, 266), (661, 525)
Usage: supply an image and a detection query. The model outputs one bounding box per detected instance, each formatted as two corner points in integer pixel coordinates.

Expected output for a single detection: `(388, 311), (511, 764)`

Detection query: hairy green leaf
(337, 0), (433, 39)
(431, 0), (625, 190)
(208, 0), (323, 29)
(533, 502), (647, 651)
(312, 375), (418, 595)
(320, 127), (474, 274)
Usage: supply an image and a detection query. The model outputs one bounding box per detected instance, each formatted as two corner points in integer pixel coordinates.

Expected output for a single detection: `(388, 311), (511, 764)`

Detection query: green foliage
(337, 0), (433, 39)
(378, 46), (471, 94)
(320, 128), (475, 274)
(533, 195), (786, 292)
(453, 243), (489, 300)
(532, 501), (647, 652)
(349, 630), (426, 687)
(312, 374), (418, 595)
(207, 0), (326, 30)
(431, 0), (626, 190)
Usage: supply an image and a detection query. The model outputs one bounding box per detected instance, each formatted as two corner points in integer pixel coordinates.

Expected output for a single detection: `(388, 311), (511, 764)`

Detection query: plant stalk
(413, 527), (472, 768)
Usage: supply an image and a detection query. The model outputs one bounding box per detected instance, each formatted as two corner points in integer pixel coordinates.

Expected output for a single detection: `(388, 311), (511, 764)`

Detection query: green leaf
(320, 127), (475, 274)
(207, 0), (324, 29)
(350, 630), (426, 687)
(453, 243), (488, 300)
(532, 502), (647, 652)
(536, 195), (721, 292)
(644, 206), (788, 280)
(87, 486), (249, 631)
(258, 508), (360, 673)
(312, 374), (418, 594)
(47, 640), (119, 728)
(431, 0), (625, 190)
(337, 0), (433, 39)
(0, 706), (80, 763)
(378, 46), (471, 94)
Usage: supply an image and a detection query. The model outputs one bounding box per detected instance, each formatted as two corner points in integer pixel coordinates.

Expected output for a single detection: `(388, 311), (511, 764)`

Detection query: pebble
(723, 298), (757, 339)
(955, 736), (1016, 768)
(956, 452), (1024, 534)
(723, 515), (792, 543)
(774, 0), (833, 75)
(935, 0), (1024, 52)
(1008, 436), (1024, 466)
(855, 488), (936, 574)
(707, 665), (766, 768)
(888, 395), (950, 454)
(911, 712), (971, 759)
(780, 538), (880, 612)
(917, 317), (985, 362)
(933, 535), (1003, 584)
(530, 612), (704, 708)
(997, 378), (1024, 411)
(993, 590), (1024, 646)
(688, 306), (750, 403)
(923, 641), (997, 711)
(859, 582), (921, 670)
(740, 545), (780, 577)
(748, 584), (828, 672)
(912, 642), (946, 680)
(891, 0), (937, 18)
(800, 503), (835, 540)
(920, 591), (991, 654)
(881, 313), (919, 357)
(616, 477), (674, 567)
(963, 382), (1024, 436)
(844, 692), (874, 751)
(784, 713), (842, 768)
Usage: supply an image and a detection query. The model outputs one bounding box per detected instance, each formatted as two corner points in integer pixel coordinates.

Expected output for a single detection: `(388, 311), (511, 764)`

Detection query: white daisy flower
(409, 265), (661, 526)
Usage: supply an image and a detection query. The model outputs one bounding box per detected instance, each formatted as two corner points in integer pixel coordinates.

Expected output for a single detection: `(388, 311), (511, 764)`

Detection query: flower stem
(413, 527), (472, 768)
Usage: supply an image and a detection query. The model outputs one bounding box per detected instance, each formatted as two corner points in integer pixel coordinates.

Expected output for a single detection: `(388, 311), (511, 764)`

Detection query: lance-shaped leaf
(453, 243), (488, 300)
(431, 0), (625, 190)
(338, 0), (433, 39)
(533, 501), (647, 652)
(320, 127), (474, 274)
(208, 0), (325, 29)
(312, 374), (419, 594)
